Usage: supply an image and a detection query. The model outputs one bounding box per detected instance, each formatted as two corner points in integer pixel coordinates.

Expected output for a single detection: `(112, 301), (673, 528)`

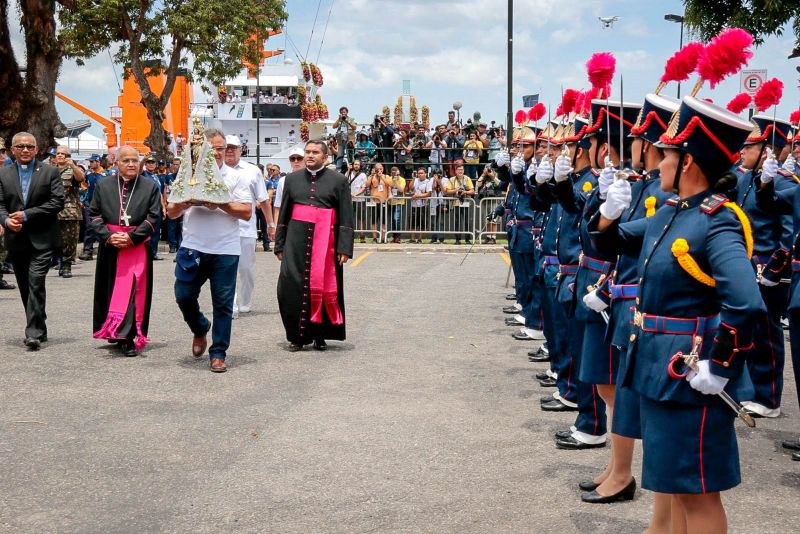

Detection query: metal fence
(351, 196), (506, 244)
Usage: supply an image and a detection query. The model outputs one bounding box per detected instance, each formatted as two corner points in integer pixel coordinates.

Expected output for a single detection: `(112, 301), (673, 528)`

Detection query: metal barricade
(477, 196), (507, 244)
(351, 195), (388, 243)
(378, 195), (476, 243)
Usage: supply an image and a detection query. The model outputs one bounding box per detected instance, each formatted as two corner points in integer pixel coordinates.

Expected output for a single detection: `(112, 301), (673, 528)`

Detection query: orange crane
(55, 91), (118, 149)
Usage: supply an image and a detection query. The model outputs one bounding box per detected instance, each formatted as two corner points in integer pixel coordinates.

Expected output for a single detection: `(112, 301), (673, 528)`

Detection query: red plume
(514, 109), (526, 125)
(660, 42), (705, 83)
(561, 88), (580, 115)
(528, 103), (546, 122)
(726, 93), (752, 114)
(790, 109), (800, 125)
(696, 28), (754, 88)
(555, 104), (564, 117)
(586, 52), (616, 92)
(754, 78), (784, 112)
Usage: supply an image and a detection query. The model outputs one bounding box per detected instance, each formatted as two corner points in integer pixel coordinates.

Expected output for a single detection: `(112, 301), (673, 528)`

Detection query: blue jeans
(174, 249), (239, 359)
(167, 216), (183, 250)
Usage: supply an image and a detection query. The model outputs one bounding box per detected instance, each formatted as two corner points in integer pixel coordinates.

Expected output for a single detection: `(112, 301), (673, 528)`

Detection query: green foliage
(683, 0), (800, 52)
(59, 0), (287, 87)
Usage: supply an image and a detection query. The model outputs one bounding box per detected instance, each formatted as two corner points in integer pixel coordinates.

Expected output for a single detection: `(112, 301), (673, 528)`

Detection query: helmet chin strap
(672, 152), (687, 195)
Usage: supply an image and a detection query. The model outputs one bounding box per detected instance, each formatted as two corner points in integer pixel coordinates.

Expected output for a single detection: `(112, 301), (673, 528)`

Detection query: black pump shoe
(578, 480), (600, 491)
(581, 478), (636, 504)
(313, 339), (327, 351)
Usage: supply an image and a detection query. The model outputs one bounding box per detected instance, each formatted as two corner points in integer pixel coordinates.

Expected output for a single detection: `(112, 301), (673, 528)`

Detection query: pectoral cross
(121, 212), (131, 226)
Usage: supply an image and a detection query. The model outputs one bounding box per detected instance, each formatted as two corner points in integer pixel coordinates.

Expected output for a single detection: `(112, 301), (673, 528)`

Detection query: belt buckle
(578, 252), (584, 266)
(632, 310), (643, 328)
(556, 271), (562, 281)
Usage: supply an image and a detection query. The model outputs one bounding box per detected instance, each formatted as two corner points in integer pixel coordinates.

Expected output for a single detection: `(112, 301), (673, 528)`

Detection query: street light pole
(506, 0), (513, 150)
(664, 14), (685, 98)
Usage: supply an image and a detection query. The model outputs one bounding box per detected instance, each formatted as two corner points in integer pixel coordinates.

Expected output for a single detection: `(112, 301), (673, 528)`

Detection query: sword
(587, 274), (609, 324)
(616, 75), (629, 181)
(667, 336), (757, 428)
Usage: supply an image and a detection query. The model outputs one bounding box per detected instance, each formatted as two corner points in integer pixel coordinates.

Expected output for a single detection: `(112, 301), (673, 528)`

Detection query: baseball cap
(144, 155), (156, 162)
(225, 134), (242, 147)
(288, 146), (304, 158)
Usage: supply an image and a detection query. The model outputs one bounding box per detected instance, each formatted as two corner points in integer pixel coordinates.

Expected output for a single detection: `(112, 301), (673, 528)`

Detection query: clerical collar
(307, 166), (324, 177)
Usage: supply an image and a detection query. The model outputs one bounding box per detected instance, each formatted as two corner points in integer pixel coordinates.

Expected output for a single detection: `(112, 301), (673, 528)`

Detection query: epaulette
(665, 196), (679, 207)
(590, 168), (600, 177)
(699, 194), (728, 215)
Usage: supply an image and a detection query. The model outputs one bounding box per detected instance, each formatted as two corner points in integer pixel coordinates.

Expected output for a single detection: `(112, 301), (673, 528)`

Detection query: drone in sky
(598, 16), (620, 28)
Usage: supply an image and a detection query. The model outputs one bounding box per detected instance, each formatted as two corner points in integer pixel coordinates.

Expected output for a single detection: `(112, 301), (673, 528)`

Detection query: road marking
(499, 253), (511, 265)
(350, 250), (374, 267)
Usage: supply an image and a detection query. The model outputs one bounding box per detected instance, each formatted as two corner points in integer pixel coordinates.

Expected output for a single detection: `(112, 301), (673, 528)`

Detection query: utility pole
(506, 0), (513, 149)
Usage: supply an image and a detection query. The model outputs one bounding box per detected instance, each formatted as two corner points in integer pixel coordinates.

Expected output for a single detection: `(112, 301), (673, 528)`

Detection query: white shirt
(348, 171), (367, 201)
(180, 163), (251, 255)
(274, 176), (286, 208)
(232, 161), (269, 238)
(411, 178), (432, 207)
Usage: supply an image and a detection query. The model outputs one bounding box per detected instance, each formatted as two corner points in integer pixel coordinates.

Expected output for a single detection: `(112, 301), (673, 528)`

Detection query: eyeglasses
(14, 145), (36, 150)
(211, 146), (226, 152)
(289, 156), (303, 161)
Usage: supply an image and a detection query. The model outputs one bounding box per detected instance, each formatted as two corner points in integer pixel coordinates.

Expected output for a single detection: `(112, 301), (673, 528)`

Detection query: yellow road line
(499, 252), (511, 265)
(350, 250), (374, 267)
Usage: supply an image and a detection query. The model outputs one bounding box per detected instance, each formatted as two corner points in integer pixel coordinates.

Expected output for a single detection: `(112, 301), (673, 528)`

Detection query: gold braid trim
(672, 239), (716, 287)
(722, 202), (753, 259)
(644, 196), (657, 217)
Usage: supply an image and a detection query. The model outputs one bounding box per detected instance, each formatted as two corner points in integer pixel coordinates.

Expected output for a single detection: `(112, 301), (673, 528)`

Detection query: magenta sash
(93, 224), (150, 350)
(291, 204), (343, 325)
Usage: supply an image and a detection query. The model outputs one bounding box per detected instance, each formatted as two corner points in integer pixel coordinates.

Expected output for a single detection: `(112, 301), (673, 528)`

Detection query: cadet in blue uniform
(734, 115), (795, 418)
(592, 96), (763, 532)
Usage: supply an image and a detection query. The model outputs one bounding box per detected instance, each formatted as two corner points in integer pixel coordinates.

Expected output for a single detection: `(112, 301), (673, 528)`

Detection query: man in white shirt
(273, 145), (306, 221)
(222, 135), (274, 317)
(166, 128), (252, 373)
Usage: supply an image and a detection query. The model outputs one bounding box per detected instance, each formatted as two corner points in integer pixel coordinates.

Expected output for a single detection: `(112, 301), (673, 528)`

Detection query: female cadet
(591, 96), (764, 533)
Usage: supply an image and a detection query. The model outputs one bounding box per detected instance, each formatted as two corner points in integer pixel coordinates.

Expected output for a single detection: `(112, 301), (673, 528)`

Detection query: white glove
(782, 154), (796, 174)
(598, 164), (616, 198)
(495, 151), (510, 168)
(599, 179), (632, 220)
(510, 156), (525, 176)
(759, 276), (779, 287)
(686, 360), (729, 395)
(554, 155), (573, 183)
(536, 158), (554, 184)
(761, 148), (779, 184)
(526, 161), (537, 181)
(582, 289), (608, 312)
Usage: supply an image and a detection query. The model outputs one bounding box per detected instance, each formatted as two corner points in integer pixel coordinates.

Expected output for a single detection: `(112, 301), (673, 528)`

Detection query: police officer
(592, 95), (763, 531)
(78, 154), (108, 261)
(733, 115), (795, 418)
(141, 155), (164, 260)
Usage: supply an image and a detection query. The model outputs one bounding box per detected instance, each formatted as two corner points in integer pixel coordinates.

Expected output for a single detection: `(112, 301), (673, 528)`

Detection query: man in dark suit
(0, 132), (64, 350)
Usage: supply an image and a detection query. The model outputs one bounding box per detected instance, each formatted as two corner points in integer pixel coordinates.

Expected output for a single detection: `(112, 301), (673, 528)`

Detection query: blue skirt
(611, 345), (641, 439)
(640, 397), (740, 494)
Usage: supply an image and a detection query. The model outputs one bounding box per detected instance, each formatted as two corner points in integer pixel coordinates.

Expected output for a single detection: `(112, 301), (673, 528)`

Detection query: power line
(315, 0), (335, 64)
(107, 49), (122, 92)
(305, 0), (324, 60)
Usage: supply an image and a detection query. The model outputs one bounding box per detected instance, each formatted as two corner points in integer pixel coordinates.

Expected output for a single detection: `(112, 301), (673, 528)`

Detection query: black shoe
(541, 400), (577, 412)
(264, 246), (272, 252)
(313, 339), (327, 351)
(120, 341), (138, 357)
(455, 240), (462, 245)
(39, 334), (48, 343)
(538, 377), (557, 387)
(528, 351), (550, 363)
(60, 270), (72, 279)
(505, 318), (524, 326)
(793, 451), (800, 461)
(153, 255), (164, 261)
(528, 346), (549, 358)
(512, 331), (536, 341)
(24, 337), (41, 351)
(0, 279), (15, 290)
(505, 294), (516, 300)
(1, 264), (12, 274)
(540, 394), (556, 404)
(288, 343), (303, 352)
(169, 247), (177, 253)
(579, 479), (600, 491)
(782, 439), (800, 451)
(581, 478), (636, 503)
(502, 305), (519, 314)
(535, 371), (550, 380)
(555, 436), (606, 450)
(555, 429), (572, 440)
(78, 252), (94, 261)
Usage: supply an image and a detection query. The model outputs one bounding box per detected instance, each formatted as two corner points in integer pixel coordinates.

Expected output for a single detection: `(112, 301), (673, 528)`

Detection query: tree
(683, 0), (800, 58)
(0, 0), (68, 153)
(59, 0), (287, 156)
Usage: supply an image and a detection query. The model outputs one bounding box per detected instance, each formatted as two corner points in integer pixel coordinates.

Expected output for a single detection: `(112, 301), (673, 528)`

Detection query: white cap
(224, 134), (241, 147)
(288, 146), (304, 157)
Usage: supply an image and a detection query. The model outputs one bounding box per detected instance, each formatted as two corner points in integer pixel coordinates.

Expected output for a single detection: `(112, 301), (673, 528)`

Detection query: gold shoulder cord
(670, 202), (754, 287)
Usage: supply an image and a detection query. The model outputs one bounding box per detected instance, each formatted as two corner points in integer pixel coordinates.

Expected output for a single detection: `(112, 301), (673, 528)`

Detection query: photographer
(367, 163), (392, 243)
(347, 160), (368, 243)
(372, 115), (395, 165)
(462, 131), (484, 180)
(393, 129), (414, 181)
(429, 172), (448, 244)
(426, 133), (447, 175)
(387, 166), (407, 243)
(446, 163), (474, 245)
(354, 131), (377, 171)
(485, 125), (504, 161)
(476, 166), (501, 244)
(409, 168), (432, 243)
(332, 106), (356, 171)
(443, 125), (465, 177)
(412, 126), (430, 169)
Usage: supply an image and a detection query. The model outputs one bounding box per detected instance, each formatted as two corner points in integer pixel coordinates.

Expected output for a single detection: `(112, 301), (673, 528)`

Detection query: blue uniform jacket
(757, 174), (800, 309)
(591, 189), (764, 404)
(509, 160), (550, 253)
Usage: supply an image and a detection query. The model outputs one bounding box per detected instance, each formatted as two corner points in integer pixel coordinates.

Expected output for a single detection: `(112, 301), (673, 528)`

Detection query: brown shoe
(192, 335), (207, 358)
(210, 358), (227, 373)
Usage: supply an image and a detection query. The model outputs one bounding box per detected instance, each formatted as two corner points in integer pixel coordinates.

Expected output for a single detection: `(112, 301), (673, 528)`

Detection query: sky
(15, 0), (800, 138)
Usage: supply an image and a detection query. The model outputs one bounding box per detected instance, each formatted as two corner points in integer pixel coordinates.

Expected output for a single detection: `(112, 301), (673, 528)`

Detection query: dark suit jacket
(0, 160), (65, 251)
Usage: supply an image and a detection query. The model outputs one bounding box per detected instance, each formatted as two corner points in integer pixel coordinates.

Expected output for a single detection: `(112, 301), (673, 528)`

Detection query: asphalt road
(0, 250), (798, 533)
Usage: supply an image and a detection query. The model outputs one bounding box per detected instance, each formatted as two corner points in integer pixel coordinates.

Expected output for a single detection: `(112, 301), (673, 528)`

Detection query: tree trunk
(0, 0), (25, 147)
(18, 0), (66, 155)
(142, 93), (170, 158)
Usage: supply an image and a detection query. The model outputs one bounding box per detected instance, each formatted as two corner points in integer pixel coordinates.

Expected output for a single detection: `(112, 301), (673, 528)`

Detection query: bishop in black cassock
(89, 149), (161, 356)
(275, 149), (354, 351)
